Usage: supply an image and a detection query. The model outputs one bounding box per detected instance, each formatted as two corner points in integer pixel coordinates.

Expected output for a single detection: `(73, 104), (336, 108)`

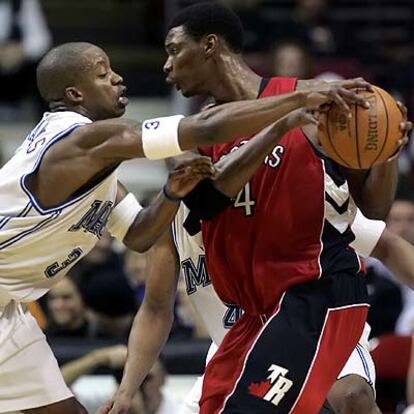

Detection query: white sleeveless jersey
(172, 204), (241, 346)
(0, 111), (118, 304)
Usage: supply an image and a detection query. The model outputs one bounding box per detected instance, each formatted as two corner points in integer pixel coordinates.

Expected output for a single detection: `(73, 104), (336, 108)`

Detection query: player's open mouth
(118, 87), (128, 107)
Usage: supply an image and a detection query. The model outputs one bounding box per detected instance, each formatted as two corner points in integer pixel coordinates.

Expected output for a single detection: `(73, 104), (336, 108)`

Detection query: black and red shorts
(200, 271), (369, 414)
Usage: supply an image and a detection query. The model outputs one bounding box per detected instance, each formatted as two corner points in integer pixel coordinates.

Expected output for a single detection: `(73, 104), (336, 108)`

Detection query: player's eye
(98, 72), (108, 79)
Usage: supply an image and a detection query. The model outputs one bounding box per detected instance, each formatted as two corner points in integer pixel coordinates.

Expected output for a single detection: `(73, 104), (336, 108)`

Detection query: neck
(208, 53), (262, 104)
(49, 101), (93, 120)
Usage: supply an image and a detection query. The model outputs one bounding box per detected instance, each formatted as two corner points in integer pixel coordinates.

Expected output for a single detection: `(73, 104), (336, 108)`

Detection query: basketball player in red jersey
(163, 3), (412, 414)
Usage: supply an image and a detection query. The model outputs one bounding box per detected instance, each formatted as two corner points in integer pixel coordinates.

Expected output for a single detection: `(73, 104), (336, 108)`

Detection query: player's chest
(212, 131), (316, 175)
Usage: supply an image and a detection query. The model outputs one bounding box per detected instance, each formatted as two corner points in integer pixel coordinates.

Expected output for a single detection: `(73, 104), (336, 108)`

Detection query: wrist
(276, 117), (289, 133)
(117, 383), (136, 400)
(295, 90), (307, 107)
(162, 185), (182, 202)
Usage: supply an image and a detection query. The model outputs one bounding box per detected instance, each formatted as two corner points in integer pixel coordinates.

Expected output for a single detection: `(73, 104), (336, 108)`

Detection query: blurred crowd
(1, 0), (414, 413)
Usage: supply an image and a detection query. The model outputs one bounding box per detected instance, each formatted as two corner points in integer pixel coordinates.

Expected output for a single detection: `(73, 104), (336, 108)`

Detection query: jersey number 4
(234, 182), (255, 216)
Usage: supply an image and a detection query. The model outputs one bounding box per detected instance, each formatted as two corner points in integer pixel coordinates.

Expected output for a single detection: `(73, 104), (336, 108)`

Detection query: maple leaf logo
(248, 379), (272, 398)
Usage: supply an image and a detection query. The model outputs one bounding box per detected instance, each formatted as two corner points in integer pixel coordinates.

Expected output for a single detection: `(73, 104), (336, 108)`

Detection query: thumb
(170, 166), (192, 178)
(306, 111), (319, 125)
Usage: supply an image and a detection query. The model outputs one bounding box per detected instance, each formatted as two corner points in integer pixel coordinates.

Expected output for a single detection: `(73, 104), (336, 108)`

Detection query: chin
(110, 107), (126, 119)
(117, 107), (126, 116)
(181, 89), (196, 98)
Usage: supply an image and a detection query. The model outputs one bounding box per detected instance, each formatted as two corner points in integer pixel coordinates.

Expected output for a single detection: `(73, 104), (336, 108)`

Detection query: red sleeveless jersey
(199, 77), (360, 315)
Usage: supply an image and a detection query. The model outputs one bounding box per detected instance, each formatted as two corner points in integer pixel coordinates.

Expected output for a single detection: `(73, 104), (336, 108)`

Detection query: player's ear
(204, 34), (218, 58)
(65, 87), (83, 104)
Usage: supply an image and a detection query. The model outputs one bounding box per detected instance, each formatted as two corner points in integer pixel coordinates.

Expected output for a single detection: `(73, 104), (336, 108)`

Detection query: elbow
(124, 235), (155, 253)
(130, 240), (153, 254)
(189, 111), (219, 146)
(134, 243), (151, 254)
(144, 301), (174, 326)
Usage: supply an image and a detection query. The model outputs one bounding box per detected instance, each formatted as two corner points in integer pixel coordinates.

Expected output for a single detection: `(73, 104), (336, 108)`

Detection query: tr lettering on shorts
(248, 364), (293, 406)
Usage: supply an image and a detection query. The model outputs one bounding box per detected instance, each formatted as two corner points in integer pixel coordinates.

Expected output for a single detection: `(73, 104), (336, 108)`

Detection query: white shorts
(180, 325), (376, 413)
(179, 342), (217, 414)
(337, 323), (376, 390)
(0, 301), (73, 412)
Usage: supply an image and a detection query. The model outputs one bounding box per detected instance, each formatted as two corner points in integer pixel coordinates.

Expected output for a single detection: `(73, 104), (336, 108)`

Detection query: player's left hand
(387, 101), (412, 161)
(284, 108), (319, 130)
(164, 156), (216, 199)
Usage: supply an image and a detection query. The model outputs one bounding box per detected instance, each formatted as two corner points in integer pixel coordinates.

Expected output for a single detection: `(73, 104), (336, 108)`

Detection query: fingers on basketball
(317, 86), (404, 169)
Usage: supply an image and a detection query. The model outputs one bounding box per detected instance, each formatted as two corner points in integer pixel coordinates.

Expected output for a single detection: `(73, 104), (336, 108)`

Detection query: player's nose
(112, 70), (123, 85)
(163, 57), (172, 75)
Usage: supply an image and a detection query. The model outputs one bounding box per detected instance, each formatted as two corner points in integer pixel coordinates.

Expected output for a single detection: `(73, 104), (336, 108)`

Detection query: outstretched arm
(66, 78), (368, 161)
(45, 79), (369, 167)
(103, 230), (179, 414)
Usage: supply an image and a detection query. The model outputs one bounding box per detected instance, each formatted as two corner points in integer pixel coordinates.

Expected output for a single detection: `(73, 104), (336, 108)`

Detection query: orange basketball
(317, 86), (403, 169)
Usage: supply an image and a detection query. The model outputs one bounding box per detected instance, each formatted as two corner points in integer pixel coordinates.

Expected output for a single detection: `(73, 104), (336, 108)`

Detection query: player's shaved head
(36, 42), (100, 103)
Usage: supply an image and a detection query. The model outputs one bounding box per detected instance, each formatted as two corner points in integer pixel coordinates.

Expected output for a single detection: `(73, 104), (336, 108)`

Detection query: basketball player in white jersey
(0, 42), (367, 414)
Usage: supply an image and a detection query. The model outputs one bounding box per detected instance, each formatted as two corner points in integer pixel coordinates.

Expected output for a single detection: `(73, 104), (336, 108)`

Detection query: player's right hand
(96, 396), (131, 414)
(386, 101), (413, 161)
(304, 77), (373, 114)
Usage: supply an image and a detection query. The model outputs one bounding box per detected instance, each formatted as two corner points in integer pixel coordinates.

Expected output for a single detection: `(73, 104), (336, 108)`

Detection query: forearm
(123, 192), (179, 252)
(178, 91), (306, 150)
(373, 229), (414, 289)
(214, 119), (290, 197)
(117, 306), (173, 399)
(360, 161), (398, 219)
(346, 159), (398, 220)
(61, 351), (102, 386)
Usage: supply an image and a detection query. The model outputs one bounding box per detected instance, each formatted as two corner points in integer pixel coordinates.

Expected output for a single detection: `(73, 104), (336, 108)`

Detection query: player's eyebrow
(94, 57), (108, 68)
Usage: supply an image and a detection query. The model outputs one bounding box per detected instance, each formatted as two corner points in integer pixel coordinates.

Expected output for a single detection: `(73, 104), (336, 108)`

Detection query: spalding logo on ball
(317, 86), (403, 169)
